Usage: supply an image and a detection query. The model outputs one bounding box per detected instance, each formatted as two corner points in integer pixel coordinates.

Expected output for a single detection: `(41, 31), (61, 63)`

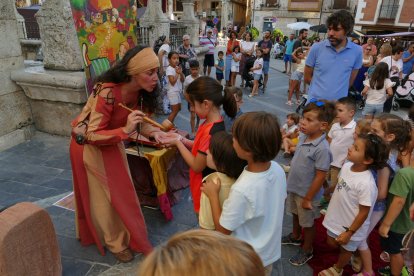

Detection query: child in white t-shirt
(320, 134), (389, 276)
(248, 48), (263, 98)
(164, 51), (185, 128)
(230, 45), (241, 87)
(281, 113), (300, 158)
(202, 112), (286, 274)
(361, 62), (395, 120)
(199, 131), (247, 230)
(183, 60), (201, 138)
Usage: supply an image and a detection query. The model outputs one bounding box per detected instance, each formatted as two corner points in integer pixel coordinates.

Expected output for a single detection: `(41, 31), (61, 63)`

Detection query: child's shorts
(253, 73), (261, 80)
(167, 90), (181, 105)
(380, 230), (405, 254)
(327, 230), (362, 252)
(291, 71), (304, 81)
(291, 137), (299, 145)
(231, 65), (239, 73)
(216, 72), (224, 80)
(362, 103), (383, 116)
(286, 192), (320, 228)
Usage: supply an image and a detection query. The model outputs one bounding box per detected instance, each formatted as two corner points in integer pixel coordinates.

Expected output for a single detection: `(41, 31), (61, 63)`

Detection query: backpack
(153, 35), (166, 54)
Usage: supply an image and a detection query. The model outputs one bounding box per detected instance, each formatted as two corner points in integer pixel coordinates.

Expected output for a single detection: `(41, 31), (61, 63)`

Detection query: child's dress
(166, 65), (183, 105)
(231, 53), (242, 72)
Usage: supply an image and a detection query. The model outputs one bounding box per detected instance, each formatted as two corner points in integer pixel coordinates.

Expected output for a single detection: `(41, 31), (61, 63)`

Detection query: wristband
(343, 226), (355, 234)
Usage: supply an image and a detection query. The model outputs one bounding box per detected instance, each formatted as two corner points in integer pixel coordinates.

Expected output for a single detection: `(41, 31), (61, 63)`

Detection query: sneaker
(283, 152), (292, 158)
(280, 164), (290, 173)
(289, 248), (313, 266)
(286, 101), (293, 106)
(281, 233), (302, 246)
(282, 70), (287, 73)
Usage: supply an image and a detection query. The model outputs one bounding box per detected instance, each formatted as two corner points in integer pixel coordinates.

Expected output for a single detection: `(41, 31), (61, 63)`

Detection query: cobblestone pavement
(3, 58), (384, 275)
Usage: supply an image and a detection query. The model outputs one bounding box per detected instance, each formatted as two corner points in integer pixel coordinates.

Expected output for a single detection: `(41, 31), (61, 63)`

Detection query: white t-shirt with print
(363, 78), (395, 105)
(183, 74), (199, 92)
(381, 56), (403, 78)
(328, 120), (356, 168)
(219, 161), (287, 266)
(231, 53), (242, 67)
(253, 57), (263, 75)
(158, 44), (171, 70)
(323, 162), (377, 241)
(282, 123), (298, 135)
(166, 65), (182, 93)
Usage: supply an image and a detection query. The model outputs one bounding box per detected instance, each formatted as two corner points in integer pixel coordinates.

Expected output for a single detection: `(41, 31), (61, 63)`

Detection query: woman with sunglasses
(353, 45), (374, 93)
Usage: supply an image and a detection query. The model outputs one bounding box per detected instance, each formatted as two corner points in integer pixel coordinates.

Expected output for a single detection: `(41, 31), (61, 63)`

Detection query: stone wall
(0, 0), (34, 151)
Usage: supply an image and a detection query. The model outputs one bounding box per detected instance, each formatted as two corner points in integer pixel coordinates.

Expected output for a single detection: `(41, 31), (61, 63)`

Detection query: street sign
(213, 17), (219, 25)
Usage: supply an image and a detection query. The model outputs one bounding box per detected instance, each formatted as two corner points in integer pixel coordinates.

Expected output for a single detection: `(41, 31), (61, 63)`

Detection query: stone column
(11, 0), (87, 136)
(221, 0), (229, 31)
(181, 0), (199, 46)
(35, 0), (83, 70)
(0, 0), (33, 151)
(141, 0), (170, 46)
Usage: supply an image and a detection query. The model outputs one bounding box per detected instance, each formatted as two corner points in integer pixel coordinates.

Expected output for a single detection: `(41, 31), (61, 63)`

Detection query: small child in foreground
(319, 134), (389, 276)
(282, 113), (300, 158)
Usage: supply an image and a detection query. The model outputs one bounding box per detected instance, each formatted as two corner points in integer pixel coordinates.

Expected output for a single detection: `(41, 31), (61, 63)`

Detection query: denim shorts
(291, 71), (303, 81)
(263, 61), (270, 74)
(327, 230), (362, 252)
(284, 54), (292, 62)
(253, 73), (262, 80)
(362, 103), (383, 116)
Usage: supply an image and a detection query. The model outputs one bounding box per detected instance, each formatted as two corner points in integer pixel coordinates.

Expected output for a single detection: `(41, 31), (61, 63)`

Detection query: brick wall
(398, 0), (414, 24)
(361, 0), (379, 22)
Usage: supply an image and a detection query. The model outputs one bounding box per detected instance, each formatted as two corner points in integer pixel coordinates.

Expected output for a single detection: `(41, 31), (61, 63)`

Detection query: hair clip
(309, 98), (325, 107)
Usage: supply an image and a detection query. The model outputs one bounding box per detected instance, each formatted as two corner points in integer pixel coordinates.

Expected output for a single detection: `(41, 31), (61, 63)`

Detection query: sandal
(286, 101), (293, 106)
(318, 265), (343, 276)
(113, 248), (134, 263)
(351, 254), (362, 272)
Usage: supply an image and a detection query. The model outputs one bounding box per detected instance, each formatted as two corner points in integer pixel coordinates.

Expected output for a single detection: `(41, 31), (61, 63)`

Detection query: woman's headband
(126, 48), (160, 76)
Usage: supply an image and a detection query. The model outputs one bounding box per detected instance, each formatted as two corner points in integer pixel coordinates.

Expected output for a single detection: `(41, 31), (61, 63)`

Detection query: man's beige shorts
(286, 192), (320, 228)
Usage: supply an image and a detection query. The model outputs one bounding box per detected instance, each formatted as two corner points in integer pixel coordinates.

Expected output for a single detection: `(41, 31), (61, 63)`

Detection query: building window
(332, 0), (347, 9)
(265, 0), (278, 7)
(174, 0), (183, 12)
(211, 1), (220, 10)
(378, 0), (399, 19)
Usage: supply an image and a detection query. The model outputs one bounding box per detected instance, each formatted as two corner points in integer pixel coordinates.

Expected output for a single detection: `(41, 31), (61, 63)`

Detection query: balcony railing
(137, 26), (151, 46)
(378, 4), (399, 19)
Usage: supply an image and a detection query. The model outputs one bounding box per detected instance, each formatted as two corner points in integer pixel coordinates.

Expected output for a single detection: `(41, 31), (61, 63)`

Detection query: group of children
(151, 60), (414, 275)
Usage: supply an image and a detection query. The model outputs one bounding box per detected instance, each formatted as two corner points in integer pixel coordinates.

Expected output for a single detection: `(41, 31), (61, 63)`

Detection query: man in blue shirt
(402, 42), (414, 76)
(304, 10), (362, 101)
(283, 33), (295, 74)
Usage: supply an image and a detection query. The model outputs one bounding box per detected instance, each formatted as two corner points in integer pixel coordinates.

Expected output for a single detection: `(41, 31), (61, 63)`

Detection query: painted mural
(69, 0), (138, 94)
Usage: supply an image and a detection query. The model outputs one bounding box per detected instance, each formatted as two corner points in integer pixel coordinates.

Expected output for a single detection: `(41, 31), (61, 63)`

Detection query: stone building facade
(355, 0), (414, 33)
(251, 0), (358, 36)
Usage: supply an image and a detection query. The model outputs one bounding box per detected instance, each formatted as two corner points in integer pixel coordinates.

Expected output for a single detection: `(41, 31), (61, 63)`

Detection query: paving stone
(61, 257), (93, 276)
(57, 235), (118, 266)
(0, 191), (40, 208)
(40, 177), (73, 191)
(0, 180), (62, 198)
(85, 264), (112, 276)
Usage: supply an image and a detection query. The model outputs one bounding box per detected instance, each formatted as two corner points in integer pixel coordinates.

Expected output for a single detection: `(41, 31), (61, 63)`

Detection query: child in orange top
(162, 77), (238, 212)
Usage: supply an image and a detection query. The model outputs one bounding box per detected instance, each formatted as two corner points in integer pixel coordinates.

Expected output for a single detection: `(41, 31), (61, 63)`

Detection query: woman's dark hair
(186, 76), (237, 118)
(326, 9), (354, 36)
(233, 45), (240, 52)
(229, 31), (237, 39)
(168, 51), (179, 59)
(244, 31), (252, 41)
(95, 45), (157, 113)
(210, 131), (247, 178)
(370, 62), (389, 90)
(375, 113), (412, 153)
(357, 133), (389, 170)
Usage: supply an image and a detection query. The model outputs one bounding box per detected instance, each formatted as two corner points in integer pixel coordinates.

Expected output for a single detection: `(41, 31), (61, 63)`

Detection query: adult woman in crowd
(225, 31), (240, 86)
(177, 34), (197, 76)
(353, 43), (374, 92)
(70, 46), (167, 263)
(239, 31), (255, 87)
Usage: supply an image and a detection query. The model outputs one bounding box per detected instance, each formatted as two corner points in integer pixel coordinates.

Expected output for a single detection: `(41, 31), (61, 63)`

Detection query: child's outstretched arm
(379, 195), (406, 237)
(302, 170), (327, 209)
(336, 204), (370, 245)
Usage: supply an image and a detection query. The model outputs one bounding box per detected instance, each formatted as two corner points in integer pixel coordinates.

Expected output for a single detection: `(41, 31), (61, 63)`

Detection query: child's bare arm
(302, 170), (327, 209)
(377, 167), (391, 200)
(379, 195), (406, 237)
(361, 85), (369, 97)
(336, 204), (370, 245)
